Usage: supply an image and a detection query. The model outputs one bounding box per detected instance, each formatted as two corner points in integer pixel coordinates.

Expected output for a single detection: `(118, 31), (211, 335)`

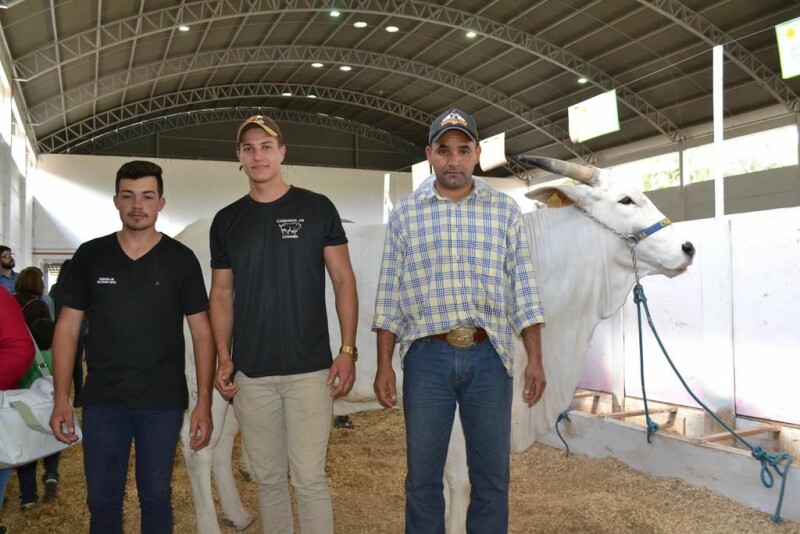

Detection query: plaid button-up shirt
(372, 176), (545, 375)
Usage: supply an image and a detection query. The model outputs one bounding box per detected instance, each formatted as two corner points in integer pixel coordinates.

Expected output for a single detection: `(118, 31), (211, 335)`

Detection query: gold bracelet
(339, 345), (358, 362)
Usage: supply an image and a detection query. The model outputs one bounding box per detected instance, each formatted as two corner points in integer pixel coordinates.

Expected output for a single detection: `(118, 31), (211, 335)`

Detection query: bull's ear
(525, 185), (589, 208)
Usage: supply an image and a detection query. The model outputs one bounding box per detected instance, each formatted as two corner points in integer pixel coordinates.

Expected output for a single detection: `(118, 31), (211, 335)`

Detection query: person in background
(25, 266), (55, 320)
(38, 273), (55, 321)
(13, 267), (59, 509)
(49, 160), (215, 534)
(0, 246), (17, 294)
(49, 259), (87, 404)
(0, 287), (35, 533)
(13, 268), (53, 351)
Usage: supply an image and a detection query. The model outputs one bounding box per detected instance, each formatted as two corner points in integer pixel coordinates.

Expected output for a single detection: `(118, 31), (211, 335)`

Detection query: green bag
(18, 349), (52, 389)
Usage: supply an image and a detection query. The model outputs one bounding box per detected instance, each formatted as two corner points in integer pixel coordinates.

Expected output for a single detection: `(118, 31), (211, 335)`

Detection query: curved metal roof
(0, 0), (797, 176)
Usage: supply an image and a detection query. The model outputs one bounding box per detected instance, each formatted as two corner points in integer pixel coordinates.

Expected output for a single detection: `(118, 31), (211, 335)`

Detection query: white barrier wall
(32, 154), (414, 260)
(581, 206), (800, 426)
(31, 153), (534, 261)
(647, 165), (800, 222)
(0, 142), (33, 267)
(729, 208), (799, 424)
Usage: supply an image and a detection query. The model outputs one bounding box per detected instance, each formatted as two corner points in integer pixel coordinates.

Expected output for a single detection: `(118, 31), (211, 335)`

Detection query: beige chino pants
(233, 369), (334, 534)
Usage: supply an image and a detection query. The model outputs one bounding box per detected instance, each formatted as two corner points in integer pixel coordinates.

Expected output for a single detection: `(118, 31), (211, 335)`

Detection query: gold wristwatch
(339, 345), (358, 363)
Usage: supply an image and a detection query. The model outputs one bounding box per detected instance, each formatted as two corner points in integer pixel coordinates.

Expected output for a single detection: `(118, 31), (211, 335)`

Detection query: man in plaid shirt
(372, 108), (546, 533)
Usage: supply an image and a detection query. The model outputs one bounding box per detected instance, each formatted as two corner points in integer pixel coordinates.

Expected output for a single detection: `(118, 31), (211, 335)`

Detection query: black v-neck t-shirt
(60, 233), (208, 409)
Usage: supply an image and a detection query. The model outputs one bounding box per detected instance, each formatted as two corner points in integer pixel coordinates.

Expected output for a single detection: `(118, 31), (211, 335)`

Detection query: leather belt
(427, 327), (488, 349)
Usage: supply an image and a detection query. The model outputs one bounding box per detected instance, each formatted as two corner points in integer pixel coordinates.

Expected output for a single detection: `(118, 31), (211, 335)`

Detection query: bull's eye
(618, 196), (634, 205)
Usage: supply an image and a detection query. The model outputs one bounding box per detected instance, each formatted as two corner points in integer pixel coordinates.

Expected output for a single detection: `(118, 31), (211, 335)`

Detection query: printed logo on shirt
(96, 277), (116, 285)
(277, 218), (303, 239)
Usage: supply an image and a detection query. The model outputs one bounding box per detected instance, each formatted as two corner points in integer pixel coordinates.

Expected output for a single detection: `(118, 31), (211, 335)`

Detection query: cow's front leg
(182, 404), (222, 534)
(213, 402), (255, 531)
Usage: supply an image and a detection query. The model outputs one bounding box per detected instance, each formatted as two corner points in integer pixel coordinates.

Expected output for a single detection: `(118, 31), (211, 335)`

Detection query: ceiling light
(330, 10), (341, 17)
(178, 25), (190, 32)
(385, 25), (399, 33)
(281, 92), (293, 96)
(577, 77), (588, 84)
(339, 65), (352, 72)
(466, 31), (477, 38)
(354, 21), (367, 28)
(308, 94), (317, 99)
(311, 62), (324, 68)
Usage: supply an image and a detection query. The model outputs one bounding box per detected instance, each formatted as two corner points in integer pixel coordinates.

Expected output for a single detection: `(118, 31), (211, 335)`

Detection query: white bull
(177, 156), (694, 533)
(178, 220), (255, 534)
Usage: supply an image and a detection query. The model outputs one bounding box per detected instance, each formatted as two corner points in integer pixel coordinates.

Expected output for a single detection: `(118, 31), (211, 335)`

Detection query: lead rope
(634, 282), (792, 523)
(555, 206), (793, 523)
(554, 409), (573, 456)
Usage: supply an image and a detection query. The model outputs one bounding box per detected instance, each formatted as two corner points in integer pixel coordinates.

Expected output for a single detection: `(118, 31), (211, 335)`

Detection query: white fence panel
(579, 208), (800, 426)
(730, 207), (800, 425)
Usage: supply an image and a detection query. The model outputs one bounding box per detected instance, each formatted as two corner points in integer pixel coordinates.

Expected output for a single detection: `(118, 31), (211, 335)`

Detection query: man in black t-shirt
(49, 160), (216, 534)
(209, 115), (358, 534)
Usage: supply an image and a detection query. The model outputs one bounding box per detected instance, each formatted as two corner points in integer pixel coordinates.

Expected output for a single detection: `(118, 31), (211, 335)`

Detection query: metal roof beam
(15, 0), (683, 146)
(37, 83), (430, 152)
(39, 82), (531, 178)
(47, 0), (68, 134)
(639, 0), (800, 112)
(67, 107), (423, 159)
(29, 45), (595, 162)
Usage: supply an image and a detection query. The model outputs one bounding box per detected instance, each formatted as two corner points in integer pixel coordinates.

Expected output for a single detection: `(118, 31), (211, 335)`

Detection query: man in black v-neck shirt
(49, 161), (216, 534)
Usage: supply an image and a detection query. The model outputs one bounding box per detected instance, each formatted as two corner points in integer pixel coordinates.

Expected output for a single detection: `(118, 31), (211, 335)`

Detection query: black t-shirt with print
(210, 186), (348, 377)
(60, 233), (208, 410)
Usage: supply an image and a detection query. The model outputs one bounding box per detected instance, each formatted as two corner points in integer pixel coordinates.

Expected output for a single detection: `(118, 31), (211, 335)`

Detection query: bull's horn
(518, 155), (599, 186)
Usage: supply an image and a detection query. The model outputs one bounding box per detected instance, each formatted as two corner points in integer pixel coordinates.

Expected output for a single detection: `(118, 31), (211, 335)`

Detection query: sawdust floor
(2, 409), (798, 533)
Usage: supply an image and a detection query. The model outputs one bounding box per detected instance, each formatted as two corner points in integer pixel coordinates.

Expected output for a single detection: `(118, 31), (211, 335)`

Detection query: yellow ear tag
(546, 192), (562, 208)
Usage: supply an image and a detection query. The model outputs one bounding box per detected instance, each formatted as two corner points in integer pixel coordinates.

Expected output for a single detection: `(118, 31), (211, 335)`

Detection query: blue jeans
(0, 468), (11, 507)
(403, 338), (513, 534)
(82, 406), (183, 534)
(17, 452), (60, 505)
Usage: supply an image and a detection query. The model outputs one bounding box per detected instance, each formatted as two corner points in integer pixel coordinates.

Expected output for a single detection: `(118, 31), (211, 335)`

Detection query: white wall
(482, 176), (541, 213)
(0, 140), (33, 268)
(31, 154), (539, 261)
(32, 154), (414, 261)
(647, 165), (800, 222)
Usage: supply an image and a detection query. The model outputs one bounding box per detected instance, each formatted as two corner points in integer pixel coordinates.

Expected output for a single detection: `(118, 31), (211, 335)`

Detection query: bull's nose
(682, 241), (695, 258)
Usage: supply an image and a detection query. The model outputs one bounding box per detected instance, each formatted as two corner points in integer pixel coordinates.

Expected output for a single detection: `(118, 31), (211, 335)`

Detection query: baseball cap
(428, 108), (479, 144)
(236, 115), (283, 144)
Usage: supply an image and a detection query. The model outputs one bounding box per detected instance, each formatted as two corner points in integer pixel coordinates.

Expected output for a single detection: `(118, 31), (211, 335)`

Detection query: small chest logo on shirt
(96, 276), (116, 285)
(277, 218), (304, 239)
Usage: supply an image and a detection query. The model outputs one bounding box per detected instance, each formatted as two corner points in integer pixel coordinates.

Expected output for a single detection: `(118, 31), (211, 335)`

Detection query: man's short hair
(0, 245), (10, 256)
(115, 160), (164, 196)
(236, 115), (284, 147)
(15, 267), (44, 296)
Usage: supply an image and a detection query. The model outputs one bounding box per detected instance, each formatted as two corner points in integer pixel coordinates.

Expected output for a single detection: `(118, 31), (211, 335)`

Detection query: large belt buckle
(445, 327), (476, 349)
